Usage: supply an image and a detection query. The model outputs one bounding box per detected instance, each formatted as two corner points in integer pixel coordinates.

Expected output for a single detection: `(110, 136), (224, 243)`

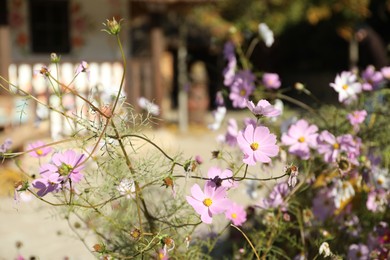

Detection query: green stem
(231, 224), (260, 260)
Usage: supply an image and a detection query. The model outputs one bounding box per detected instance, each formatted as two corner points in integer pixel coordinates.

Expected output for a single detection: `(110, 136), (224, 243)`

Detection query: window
(29, 0), (70, 53)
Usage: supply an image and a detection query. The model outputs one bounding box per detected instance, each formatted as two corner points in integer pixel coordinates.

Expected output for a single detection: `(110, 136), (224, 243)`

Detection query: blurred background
(0, 0), (389, 139)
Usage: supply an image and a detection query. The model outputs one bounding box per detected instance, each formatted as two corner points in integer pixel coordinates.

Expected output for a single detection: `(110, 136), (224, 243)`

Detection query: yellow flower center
(250, 142), (259, 151)
(298, 137), (305, 143)
(203, 198), (213, 207)
(342, 84), (349, 90)
(377, 178), (384, 185)
(333, 143), (340, 149)
(239, 89), (246, 96)
(36, 149), (43, 155)
(231, 213), (237, 219)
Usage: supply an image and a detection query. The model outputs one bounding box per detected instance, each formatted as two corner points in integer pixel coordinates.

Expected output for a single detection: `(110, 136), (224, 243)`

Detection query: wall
(8, 0), (129, 63)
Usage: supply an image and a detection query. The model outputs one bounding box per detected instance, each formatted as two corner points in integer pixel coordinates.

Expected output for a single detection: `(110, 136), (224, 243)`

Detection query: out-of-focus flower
(381, 66), (390, 80)
(366, 189), (388, 212)
(208, 106), (226, 131)
(281, 119), (318, 160)
(312, 188), (336, 221)
(361, 65), (384, 91)
(259, 182), (290, 211)
(0, 138), (12, 153)
(347, 110), (367, 132)
(258, 23), (274, 47)
(332, 179), (355, 209)
(317, 131), (360, 163)
(330, 71), (362, 104)
(246, 99), (281, 118)
(186, 181), (230, 224)
(218, 118), (238, 147)
(348, 243), (369, 260)
(262, 73), (281, 89)
(117, 178), (135, 199)
(207, 166), (237, 189)
(26, 140), (52, 158)
(223, 42), (237, 87)
(237, 124), (279, 165)
(229, 70), (255, 108)
(225, 202), (247, 226)
(75, 61), (90, 79)
(319, 242), (332, 257)
(138, 97), (160, 116)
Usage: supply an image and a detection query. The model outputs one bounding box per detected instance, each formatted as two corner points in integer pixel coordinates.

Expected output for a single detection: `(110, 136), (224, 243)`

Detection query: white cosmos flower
(330, 71), (362, 104)
(208, 106), (227, 131)
(138, 97), (160, 116)
(258, 23), (274, 47)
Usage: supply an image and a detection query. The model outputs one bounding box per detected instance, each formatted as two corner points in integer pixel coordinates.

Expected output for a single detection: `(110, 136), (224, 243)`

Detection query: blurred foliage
(189, 0), (387, 44)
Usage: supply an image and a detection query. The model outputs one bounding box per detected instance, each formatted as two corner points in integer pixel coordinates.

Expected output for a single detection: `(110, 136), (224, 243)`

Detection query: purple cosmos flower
(223, 42), (237, 87)
(262, 73), (281, 89)
(32, 164), (63, 197)
(246, 99), (281, 118)
(26, 140), (52, 158)
(207, 166), (237, 189)
(312, 188), (336, 221)
(0, 138), (12, 153)
(317, 131), (360, 163)
(361, 65), (384, 91)
(225, 202), (247, 226)
(281, 119), (318, 160)
(259, 182), (290, 211)
(229, 70), (255, 108)
(348, 243), (369, 260)
(330, 71), (362, 104)
(51, 150), (85, 183)
(186, 181), (230, 224)
(237, 124), (279, 165)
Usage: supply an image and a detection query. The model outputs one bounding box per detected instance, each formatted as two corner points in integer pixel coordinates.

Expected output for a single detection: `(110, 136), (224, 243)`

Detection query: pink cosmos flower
(246, 99), (281, 118)
(347, 110), (367, 131)
(330, 71), (362, 104)
(281, 119), (318, 160)
(75, 61), (90, 79)
(316, 131), (360, 163)
(229, 70), (255, 108)
(26, 140), (52, 158)
(361, 65), (384, 91)
(237, 124), (279, 165)
(225, 202), (247, 226)
(207, 166), (237, 189)
(381, 66), (390, 80)
(186, 181), (230, 224)
(51, 150), (85, 183)
(262, 73), (281, 89)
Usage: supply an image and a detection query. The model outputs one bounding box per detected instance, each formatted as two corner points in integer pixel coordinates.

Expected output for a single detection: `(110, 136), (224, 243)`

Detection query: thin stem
(231, 224), (260, 260)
